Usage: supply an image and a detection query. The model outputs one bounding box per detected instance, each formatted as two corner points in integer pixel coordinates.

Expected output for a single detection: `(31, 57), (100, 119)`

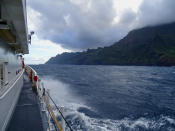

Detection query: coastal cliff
(47, 22), (175, 66)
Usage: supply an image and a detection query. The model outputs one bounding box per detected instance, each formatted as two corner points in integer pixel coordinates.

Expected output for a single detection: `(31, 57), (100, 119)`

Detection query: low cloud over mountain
(28, 0), (175, 50)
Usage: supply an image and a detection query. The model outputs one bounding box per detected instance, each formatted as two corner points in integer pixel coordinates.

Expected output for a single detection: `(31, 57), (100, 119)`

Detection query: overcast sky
(24, 0), (175, 64)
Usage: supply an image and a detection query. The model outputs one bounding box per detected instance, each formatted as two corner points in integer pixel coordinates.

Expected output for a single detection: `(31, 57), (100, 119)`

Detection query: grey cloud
(136, 0), (175, 28)
(118, 9), (137, 31)
(27, 0), (175, 50)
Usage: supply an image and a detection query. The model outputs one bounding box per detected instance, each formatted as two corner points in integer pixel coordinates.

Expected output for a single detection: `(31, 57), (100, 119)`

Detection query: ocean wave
(63, 110), (175, 131)
(54, 100), (175, 131)
(41, 76), (175, 131)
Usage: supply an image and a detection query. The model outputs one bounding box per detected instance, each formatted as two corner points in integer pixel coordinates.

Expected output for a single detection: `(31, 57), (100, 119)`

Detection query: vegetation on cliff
(47, 22), (175, 66)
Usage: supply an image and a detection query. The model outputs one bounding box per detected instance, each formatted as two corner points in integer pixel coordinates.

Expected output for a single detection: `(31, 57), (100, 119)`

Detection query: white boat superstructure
(0, 0), (28, 130)
(0, 1), (73, 131)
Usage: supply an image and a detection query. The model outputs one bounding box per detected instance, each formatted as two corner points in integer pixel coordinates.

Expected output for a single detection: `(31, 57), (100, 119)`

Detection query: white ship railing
(25, 65), (73, 131)
(0, 69), (24, 99)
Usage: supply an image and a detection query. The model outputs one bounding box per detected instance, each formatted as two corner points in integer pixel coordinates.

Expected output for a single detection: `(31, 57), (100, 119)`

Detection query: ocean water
(32, 65), (175, 131)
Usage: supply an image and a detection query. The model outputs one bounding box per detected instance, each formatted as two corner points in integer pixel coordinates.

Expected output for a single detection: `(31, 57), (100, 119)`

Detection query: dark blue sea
(32, 64), (175, 131)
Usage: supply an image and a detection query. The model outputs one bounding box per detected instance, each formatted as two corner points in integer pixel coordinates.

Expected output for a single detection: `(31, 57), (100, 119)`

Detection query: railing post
(60, 106), (65, 131)
(38, 80), (40, 100)
(41, 83), (46, 112)
(36, 76), (38, 91)
(38, 80), (42, 101)
(47, 89), (51, 131)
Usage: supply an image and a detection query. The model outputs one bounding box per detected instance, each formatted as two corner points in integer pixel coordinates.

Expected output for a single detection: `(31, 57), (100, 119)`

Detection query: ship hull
(0, 42), (24, 131)
(0, 71), (24, 131)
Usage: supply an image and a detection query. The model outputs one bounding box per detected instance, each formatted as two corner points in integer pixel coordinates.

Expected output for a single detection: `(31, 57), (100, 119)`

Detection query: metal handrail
(46, 91), (73, 131)
(44, 95), (63, 131)
(0, 70), (24, 99)
(47, 107), (58, 130)
(25, 65), (73, 131)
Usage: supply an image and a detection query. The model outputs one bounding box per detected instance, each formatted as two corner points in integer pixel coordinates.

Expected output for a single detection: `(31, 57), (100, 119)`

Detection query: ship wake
(41, 77), (175, 131)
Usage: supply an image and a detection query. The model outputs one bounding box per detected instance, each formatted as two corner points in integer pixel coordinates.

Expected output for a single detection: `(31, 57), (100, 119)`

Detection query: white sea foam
(40, 76), (175, 131)
(41, 77), (83, 105)
(68, 115), (175, 131)
(41, 76), (91, 112)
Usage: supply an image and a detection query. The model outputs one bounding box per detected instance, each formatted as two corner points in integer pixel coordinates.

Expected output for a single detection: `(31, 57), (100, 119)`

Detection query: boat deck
(7, 74), (44, 131)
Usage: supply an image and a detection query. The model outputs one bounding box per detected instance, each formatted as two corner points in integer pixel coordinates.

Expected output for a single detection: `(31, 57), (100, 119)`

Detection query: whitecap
(40, 77), (175, 131)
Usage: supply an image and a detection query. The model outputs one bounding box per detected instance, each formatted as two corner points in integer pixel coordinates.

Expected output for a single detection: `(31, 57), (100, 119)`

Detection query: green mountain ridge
(46, 22), (175, 66)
